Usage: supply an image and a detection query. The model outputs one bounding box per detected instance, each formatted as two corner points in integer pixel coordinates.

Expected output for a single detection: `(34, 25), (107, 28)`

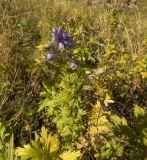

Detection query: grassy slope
(138, 0), (147, 36)
(138, 0), (147, 23)
(138, 0), (147, 15)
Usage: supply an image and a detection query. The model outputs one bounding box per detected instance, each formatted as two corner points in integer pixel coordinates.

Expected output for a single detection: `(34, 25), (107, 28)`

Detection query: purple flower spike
(51, 26), (76, 50)
(46, 52), (55, 61)
(70, 60), (78, 69)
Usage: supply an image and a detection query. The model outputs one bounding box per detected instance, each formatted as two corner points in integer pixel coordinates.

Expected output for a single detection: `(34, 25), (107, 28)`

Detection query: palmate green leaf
(16, 127), (81, 160)
(60, 150), (81, 160)
(15, 142), (48, 160)
(40, 127), (59, 153)
(16, 144), (36, 159)
(15, 127), (59, 160)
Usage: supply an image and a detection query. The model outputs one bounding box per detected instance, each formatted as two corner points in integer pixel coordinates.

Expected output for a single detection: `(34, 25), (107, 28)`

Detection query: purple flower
(63, 32), (71, 40)
(46, 52), (55, 61)
(51, 26), (76, 50)
(58, 42), (64, 52)
(57, 26), (64, 42)
(70, 60), (78, 69)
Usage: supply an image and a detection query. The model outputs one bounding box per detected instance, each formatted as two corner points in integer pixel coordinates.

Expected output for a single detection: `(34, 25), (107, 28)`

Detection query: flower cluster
(45, 26), (78, 69)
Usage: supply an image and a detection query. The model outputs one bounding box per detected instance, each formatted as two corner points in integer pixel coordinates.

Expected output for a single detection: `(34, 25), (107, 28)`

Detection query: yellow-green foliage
(38, 73), (87, 144)
(88, 103), (147, 159)
(15, 127), (81, 160)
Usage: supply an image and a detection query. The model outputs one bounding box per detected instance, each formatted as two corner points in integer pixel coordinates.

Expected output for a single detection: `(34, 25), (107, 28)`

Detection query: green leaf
(121, 117), (128, 126)
(60, 150), (81, 160)
(143, 138), (147, 146)
(141, 72), (147, 78)
(134, 105), (145, 118)
(15, 127), (81, 160)
(104, 94), (115, 107)
(111, 115), (122, 126)
(40, 127), (59, 153)
(15, 127), (59, 160)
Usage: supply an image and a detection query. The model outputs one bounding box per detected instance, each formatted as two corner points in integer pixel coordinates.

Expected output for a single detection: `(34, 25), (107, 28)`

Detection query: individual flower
(51, 28), (58, 43)
(63, 32), (71, 40)
(70, 60), (78, 69)
(58, 42), (64, 52)
(46, 52), (55, 61)
(57, 26), (64, 42)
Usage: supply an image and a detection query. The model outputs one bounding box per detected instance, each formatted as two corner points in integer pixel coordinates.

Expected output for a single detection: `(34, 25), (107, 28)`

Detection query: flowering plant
(45, 26), (78, 69)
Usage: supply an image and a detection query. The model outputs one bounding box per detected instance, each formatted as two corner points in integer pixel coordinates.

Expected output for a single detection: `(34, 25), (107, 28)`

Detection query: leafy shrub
(88, 102), (147, 160)
(39, 73), (89, 145)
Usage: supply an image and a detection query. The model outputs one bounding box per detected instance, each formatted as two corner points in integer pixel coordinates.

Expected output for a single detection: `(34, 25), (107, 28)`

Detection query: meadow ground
(0, 0), (147, 160)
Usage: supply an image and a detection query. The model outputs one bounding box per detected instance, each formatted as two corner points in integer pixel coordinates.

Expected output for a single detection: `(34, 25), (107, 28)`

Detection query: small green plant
(39, 73), (88, 145)
(37, 25), (95, 145)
